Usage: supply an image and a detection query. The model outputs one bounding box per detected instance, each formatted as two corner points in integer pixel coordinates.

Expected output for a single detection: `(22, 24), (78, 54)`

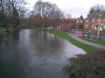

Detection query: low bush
(64, 50), (105, 78)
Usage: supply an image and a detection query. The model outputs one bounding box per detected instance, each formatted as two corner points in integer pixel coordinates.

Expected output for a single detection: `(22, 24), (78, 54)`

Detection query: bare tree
(28, 14), (42, 28)
(0, 0), (27, 31)
(64, 13), (72, 19)
(89, 4), (105, 14)
(32, 0), (63, 30)
(93, 4), (105, 12)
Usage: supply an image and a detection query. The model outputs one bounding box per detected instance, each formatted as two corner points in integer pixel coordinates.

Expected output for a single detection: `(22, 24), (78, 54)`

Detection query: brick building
(84, 10), (105, 31)
(75, 18), (84, 24)
(57, 18), (84, 32)
(75, 18), (84, 30)
(57, 21), (76, 32)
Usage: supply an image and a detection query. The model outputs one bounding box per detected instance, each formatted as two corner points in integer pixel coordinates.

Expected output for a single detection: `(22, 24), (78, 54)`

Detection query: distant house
(57, 20), (76, 32)
(84, 10), (105, 31)
(57, 18), (84, 32)
(75, 18), (84, 30)
(75, 18), (84, 24)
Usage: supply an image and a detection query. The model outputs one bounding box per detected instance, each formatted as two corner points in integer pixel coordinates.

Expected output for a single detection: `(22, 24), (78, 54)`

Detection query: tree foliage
(89, 8), (95, 14)
(79, 23), (84, 29)
(80, 15), (83, 19)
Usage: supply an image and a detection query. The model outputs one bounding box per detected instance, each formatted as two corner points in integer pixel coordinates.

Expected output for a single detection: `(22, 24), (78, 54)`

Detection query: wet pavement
(67, 32), (105, 50)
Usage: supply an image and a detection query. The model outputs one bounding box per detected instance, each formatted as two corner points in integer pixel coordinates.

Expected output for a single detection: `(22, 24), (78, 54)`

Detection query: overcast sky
(26, 0), (105, 18)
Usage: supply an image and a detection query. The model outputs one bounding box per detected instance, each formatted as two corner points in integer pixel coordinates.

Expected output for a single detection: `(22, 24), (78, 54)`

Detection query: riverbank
(39, 29), (96, 53)
(0, 28), (16, 34)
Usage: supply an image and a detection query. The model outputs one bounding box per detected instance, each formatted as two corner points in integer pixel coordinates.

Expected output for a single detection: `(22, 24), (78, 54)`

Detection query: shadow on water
(0, 29), (86, 78)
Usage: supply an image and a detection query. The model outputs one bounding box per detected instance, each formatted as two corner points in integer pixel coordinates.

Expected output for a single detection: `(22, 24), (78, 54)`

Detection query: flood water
(0, 29), (86, 78)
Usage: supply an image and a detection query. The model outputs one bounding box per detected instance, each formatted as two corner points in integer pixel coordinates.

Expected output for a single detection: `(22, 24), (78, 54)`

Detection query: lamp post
(98, 14), (101, 36)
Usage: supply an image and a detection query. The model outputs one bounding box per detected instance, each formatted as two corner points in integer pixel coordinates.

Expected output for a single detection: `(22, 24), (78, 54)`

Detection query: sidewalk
(67, 32), (105, 50)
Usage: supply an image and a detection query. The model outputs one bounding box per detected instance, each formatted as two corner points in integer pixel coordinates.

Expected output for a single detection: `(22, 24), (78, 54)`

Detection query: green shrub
(64, 50), (105, 78)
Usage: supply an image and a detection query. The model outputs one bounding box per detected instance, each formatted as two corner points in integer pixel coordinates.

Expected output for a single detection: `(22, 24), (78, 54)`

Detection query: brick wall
(84, 18), (105, 31)
(57, 22), (76, 32)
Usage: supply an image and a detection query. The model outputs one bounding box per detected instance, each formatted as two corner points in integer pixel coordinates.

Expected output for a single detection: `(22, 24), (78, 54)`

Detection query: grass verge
(0, 28), (16, 34)
(39, 29), (96, 53)
(79, 36), (105, 46)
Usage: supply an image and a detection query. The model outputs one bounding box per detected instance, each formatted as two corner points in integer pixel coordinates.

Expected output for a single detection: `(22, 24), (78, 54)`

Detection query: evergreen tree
(80, 15), (83, 19)
(89, 8), (95, 14)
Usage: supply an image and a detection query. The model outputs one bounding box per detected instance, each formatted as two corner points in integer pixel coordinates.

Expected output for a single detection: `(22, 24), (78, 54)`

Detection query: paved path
(67, 32), (105, 50)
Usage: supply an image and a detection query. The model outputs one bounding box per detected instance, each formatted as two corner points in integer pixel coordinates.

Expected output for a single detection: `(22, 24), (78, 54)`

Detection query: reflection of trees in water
(0, 34), (26, 78)
(11, 30), (19, 40)
(0, 29), (85, 78)
(44, 31), (47, 42)
(29, 30), (64, 58)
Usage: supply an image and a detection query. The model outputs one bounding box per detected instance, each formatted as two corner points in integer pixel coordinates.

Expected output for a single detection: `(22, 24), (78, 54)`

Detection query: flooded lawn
(0, 29), (86, 78)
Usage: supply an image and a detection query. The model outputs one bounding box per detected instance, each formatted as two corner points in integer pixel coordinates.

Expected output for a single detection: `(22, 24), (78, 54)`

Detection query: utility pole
(98, 14), (101, 36)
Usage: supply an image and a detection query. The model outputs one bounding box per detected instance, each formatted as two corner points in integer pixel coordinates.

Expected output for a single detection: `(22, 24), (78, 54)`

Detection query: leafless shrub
(64, 50), (105, 78)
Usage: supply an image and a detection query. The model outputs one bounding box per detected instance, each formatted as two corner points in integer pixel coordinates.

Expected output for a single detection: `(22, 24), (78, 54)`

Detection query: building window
(86, 20), (88, 22)
(80, 20), (82, 22)
(86, 25), (88, 28)
(77, 20), (79, 22)
(104, 19), (105, 21)
(104, 25), (105, 29)
(92, 25), (94, 28)
(92, 19), (95, 22)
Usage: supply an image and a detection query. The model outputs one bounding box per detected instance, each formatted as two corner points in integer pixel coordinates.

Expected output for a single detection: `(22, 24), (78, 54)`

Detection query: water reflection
(0, 29), (86, 78)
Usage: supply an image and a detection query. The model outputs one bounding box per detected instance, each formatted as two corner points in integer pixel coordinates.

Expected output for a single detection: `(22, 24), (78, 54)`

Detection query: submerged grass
(0, 28), (16, 34)
(79, 36), (105, 46)
(40, 29), (96, 53)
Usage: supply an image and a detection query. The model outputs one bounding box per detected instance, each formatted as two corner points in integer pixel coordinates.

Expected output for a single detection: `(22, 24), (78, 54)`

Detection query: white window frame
(77, 20), (79, 22)
(104, 25), (105, 29)
(86, 25), (88, 28)
(80, 20), (82, 22)
(92, 25), (94, 28)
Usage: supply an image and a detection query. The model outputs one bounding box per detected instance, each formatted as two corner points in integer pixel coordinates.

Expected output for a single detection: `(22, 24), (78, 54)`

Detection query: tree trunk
(54, 25), (57, 34)
(6, 26), (10, 32)
(43, 24), (46, 30)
